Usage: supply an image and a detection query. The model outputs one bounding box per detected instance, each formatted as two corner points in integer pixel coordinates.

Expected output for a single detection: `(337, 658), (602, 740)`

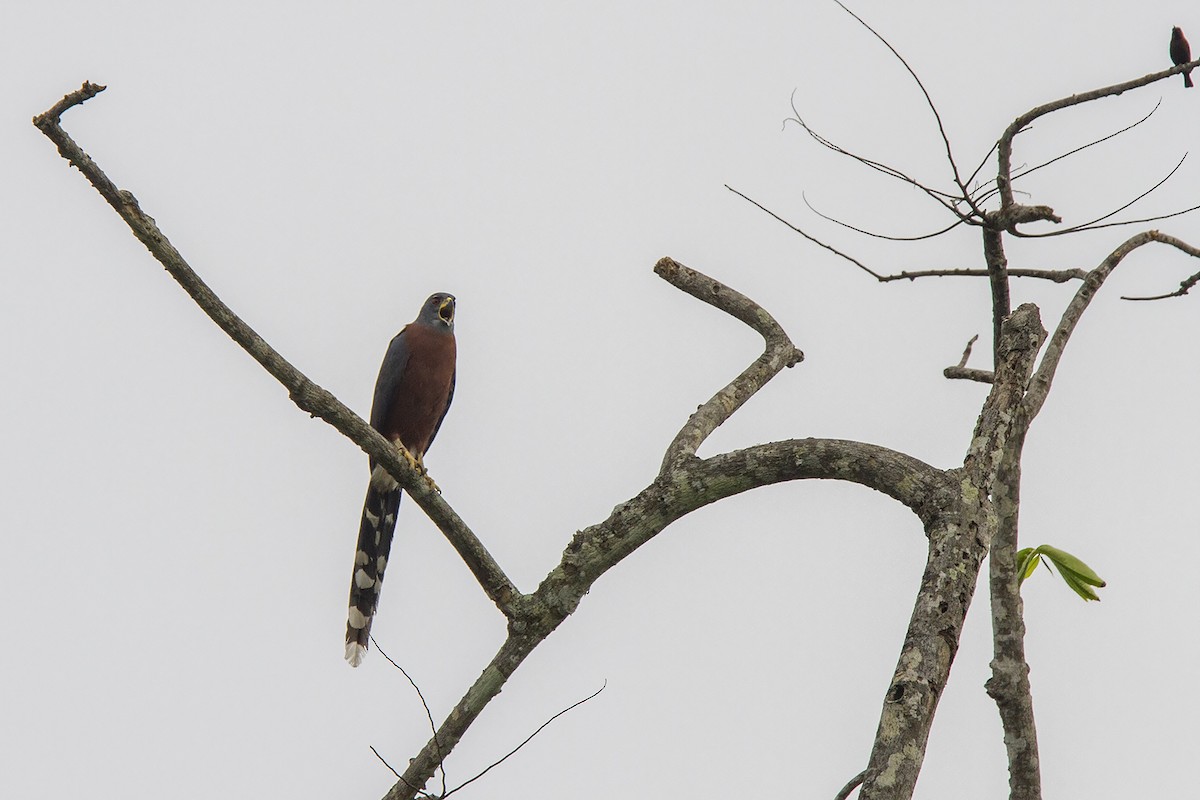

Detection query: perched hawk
(345, 293), (456, 666)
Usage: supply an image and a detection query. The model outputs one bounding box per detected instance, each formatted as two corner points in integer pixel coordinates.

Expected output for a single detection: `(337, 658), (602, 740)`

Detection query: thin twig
(785, 95), (971, 220)
(802, 192), (966, 241)
(1012, 102), (1160, 185)
(374, 637), (447, 797)
(443, 682), (607, 797)
(370, 747), (433, 799)
(832, 0), (973, 210)
(1121, 267), (1200, 300)
(726, 185), (882, 278)
(1015, 154), (1193, 237)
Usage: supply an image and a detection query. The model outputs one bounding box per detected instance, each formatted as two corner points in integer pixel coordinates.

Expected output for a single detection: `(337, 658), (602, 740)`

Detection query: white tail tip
(345, 641), (367, 667)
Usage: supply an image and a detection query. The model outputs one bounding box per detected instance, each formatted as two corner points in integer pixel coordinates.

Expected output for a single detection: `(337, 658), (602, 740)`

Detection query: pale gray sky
(3, 2), (1197, 798)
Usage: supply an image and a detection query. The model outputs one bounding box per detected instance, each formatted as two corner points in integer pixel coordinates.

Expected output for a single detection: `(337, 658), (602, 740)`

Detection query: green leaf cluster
(1016, 544), (1106, 601)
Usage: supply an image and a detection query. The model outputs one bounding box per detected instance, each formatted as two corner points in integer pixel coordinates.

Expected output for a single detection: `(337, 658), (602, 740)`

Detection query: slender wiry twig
(1012, 102), (1160, 185)
(785, 94), (971, 220)
(802, 192), (966, 241)
(442, 683), (607, 797)
(1019, 201), (1200, 237)
(374, 638), (447, 797)
(970, 103), (1161, 211)
(831, 0), (974, 212)
(1014, 154), (1193, 237)
(726, 184), (882, 278)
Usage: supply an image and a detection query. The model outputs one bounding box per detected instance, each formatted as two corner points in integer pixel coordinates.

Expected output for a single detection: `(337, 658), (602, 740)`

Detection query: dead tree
(32, 17), (1200, 799)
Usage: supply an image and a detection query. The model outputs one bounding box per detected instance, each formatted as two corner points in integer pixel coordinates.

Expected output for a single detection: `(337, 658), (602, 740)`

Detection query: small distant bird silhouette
(1170, 26), (1193, 88)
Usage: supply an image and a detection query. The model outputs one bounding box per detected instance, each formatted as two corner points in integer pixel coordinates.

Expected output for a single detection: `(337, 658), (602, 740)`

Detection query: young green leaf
(1016, 548), (1042, 585)
(1036, 544), (1107, 588)
(1015, 544), (1106, 601)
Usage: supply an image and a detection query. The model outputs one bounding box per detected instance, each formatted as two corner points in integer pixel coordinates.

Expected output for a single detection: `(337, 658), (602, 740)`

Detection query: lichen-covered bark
(857, 304), (1046, 800)
(987, 431), (1041, 800)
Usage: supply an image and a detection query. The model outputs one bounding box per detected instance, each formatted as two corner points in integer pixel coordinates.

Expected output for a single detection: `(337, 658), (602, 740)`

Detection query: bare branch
(443, 682), (606, 797)
(655, 257), (804, 471)
(956, 334), (979, 368)
(1011, 101), (1160, 186)
(997, 62), (1198, 208)
(878, 267), (1086, 284)
(375, 639), (447, 796)
(832, 1), (973, 210)
(944, 367), (994, 383)
(1015, 154), (1193, 237)
(963, 140), (1002, 199)
(369, 747), (407, 783)
(785, 93), (971, 220)
(32, 83), (522, 617)
(727, 185), (882, 278)
(802, 191), (967, 241)
(1121, 266), (1200, 300)
(944, 334), (994, 383)
(1023, 231), (1200, 420)
(969, 103), (1162, 213)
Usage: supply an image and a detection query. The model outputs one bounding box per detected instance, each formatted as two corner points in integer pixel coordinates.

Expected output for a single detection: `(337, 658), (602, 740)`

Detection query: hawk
(345, 293), (456, 666)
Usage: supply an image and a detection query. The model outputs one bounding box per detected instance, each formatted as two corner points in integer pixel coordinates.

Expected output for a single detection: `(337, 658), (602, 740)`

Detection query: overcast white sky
(3, 2), (1198, 798)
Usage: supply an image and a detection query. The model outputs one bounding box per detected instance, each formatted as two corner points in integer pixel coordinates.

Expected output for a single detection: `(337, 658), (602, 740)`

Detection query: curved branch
(390, 436), (954, 800)
(968, 103), (1160, 212)
(655, 257), (804, 471)
(1023, 231), (1200, 421)
(997, 63), (1196, 208)
(1011, 101), (1160, 186)
(32, 82), (522, 616)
